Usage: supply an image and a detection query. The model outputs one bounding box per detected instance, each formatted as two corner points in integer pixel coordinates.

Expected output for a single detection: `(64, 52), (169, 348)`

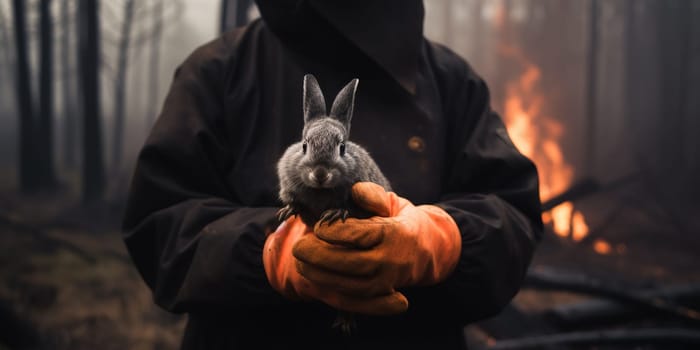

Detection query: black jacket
(122, 17), (542, 350)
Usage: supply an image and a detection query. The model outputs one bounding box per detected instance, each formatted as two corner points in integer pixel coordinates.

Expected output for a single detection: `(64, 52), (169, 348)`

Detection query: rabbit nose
(310, 167), (329, 184)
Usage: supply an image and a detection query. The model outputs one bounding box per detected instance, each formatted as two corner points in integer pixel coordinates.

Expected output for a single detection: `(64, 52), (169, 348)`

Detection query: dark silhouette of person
(122, 1), (542, 348)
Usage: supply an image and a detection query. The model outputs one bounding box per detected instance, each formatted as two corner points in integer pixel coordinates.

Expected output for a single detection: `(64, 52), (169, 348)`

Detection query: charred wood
(541, 179), (600, 212)
(525, 267), (700, 326)
(548, 283), (700, 329)
(477, 305), (556, 339)
(485, 328), (700, 350)
(541, 174), (638, 212)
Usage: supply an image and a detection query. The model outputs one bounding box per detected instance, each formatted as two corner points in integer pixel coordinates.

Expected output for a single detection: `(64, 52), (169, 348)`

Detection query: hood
(255, 0), (424, 94)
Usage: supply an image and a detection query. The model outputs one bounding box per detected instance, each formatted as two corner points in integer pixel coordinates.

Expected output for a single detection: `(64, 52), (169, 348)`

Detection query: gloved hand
(292, 182), (462, 298)
(263, 216), (409, 315)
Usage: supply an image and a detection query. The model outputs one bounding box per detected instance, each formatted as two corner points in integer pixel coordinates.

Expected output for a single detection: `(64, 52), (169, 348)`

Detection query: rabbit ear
(303, 74), (327, 123)
(329, 78), (359, 131)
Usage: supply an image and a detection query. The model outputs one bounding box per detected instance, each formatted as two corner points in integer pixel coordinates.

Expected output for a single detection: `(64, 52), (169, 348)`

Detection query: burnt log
(485, 328), (700, 350)
(541, 179), (599, 212)
(548, 283), (700, 328)
(541, 174), (638, 212)
(524, 267), (700, 325)
(477, 305), (557, 340)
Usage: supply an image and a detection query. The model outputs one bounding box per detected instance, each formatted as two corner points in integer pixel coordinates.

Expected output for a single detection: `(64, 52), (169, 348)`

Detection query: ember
(593, 239), (612, 255)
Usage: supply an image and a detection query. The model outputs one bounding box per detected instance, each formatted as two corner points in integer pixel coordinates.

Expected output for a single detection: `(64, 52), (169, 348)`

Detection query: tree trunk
(61, 0), (77, 169)
(38, 0), (57, 189)
(656, 1), (686, 172)
(146, 0), (163, 127)
(220, 0), (253, 33)
(470, 0), (483, 65)
(688, 1), (700, 190)
(11, 0), (38, 193)
(584, 0), (599, 176)
(112, 0), (135, 170)
(220, 0), (230, 34)
(0, 1), (13, 117)
(654, 0), (692, 201)
(624, 0), (636, 148)
(0, 3), (11, 68)
(235, 0), (253, 27)
(78, 0), (105, 202)
(442, 0), (453, 45)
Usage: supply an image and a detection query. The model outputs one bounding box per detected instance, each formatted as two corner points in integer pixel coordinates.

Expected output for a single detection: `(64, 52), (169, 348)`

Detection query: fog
(4, 0), (697, 200)
(0, 0), (220, 189)
(0, 1), (699, 348)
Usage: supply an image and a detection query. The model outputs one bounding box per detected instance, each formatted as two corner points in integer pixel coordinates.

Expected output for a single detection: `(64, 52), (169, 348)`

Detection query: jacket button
(407, 136), (425, 153)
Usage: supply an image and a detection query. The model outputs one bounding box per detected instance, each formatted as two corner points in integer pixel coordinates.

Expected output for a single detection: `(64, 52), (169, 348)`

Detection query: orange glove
(292, 182), (462, 299)
(263, 216), (409, 315)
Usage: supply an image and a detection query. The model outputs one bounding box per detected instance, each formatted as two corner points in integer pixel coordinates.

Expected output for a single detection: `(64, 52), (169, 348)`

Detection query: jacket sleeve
(121, 37), (286, 314)
(405, 61), (543, 324)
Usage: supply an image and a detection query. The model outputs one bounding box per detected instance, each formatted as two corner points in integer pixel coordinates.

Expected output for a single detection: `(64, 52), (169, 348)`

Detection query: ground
(467, 183), (700, 348)
(0, 192), (184, 350)
(0, 182), (698, 349)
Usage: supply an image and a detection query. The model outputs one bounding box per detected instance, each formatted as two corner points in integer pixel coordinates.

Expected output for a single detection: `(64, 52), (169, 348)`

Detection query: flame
(500, 51), (589, 241)
(592, 240), (627, 255)
(593, 240), (612, 255)
(571, 212), (589, 242)
(549, 202), (573, 238)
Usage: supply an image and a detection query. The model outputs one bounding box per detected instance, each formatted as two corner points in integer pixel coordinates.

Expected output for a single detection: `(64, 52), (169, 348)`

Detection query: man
(122, 1), (542, 349)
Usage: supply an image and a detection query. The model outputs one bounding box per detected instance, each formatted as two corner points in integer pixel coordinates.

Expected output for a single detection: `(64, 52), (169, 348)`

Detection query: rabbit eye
(339, 143), (346, 156)
(302, 142), (308, 154)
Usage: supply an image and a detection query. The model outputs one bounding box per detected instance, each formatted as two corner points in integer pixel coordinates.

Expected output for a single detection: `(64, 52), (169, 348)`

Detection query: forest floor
(0, 182), (699, 349)
(0, 191), (185, 350)
(468, 183), (700, 347)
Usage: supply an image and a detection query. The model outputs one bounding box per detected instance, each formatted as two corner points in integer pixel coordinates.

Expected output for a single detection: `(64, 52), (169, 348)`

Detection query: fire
(592, 240), (627, 255)
(487, 1), (592, 246)
(593, 239), (612, 255)
(500, 53), (590, 241)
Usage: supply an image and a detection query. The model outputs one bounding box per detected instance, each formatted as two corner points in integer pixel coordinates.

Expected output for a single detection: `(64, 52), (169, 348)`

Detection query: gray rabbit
(276, 75), (391, 334)
(277, 74), (391, 227)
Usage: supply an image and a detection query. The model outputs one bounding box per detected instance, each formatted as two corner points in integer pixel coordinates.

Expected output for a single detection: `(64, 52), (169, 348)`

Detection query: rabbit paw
(318, 208), (349, 226)
(277, 204), (298, 222)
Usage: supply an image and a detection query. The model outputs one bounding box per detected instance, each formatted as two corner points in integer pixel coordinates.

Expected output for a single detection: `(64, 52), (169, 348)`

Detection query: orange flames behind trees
(500, 51), (590, 242)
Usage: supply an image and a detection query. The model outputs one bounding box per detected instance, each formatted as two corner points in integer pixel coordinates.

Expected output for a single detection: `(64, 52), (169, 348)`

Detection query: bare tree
(655, 0), (694, 201)
(111, 0), (135, 169)
(11, 0), (38, 193)
(0, 2), (12, 70)
(78, 0), (105, 202)
(100, 0), (182, 161)
(220, 0), (253, 33)
(61, 0), (78, 168)
(656, 0), (692, 174)
(584, 0), (600, 176)
(146, 0), (163, 127)
(38, 0), (57, 189)
(0, 3), (12, 118)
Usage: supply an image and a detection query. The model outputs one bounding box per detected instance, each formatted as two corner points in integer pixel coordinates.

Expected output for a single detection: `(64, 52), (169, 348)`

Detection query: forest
(0, 0), (699, 349)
